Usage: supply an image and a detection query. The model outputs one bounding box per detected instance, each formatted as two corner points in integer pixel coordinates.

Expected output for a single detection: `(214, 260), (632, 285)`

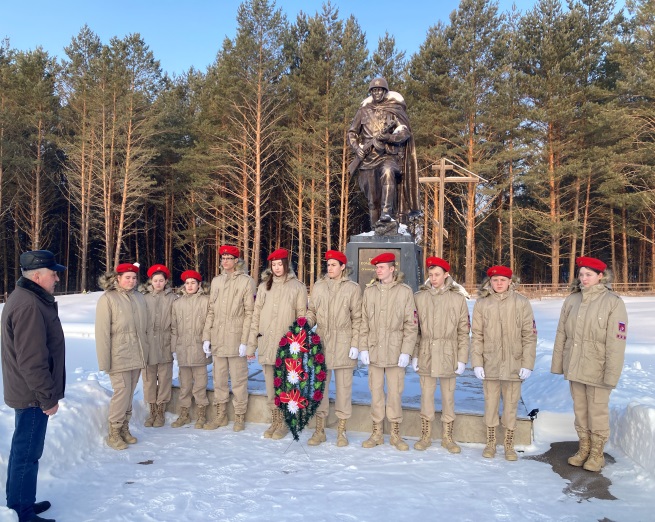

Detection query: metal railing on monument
(462, 282), (655, 299)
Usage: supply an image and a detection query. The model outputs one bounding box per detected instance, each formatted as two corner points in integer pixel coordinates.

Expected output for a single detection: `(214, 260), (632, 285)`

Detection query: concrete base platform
(166, 388), (532, 446)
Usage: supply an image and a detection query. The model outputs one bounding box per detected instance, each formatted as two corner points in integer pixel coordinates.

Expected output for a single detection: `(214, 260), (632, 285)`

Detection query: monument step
(166, 387), (532, 445)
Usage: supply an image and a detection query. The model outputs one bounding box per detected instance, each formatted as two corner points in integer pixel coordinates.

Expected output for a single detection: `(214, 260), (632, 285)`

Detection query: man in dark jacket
(2, 250), (66, 522)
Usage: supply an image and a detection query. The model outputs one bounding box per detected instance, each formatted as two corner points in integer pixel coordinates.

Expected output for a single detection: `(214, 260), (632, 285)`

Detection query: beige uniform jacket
(142, 286), (177, 365)
(306, 274), (362, 370)
(95, 284), (149, 374)
(551, 283), (627, 389)
(203, 266), (256, 357)
(413, 277), (470, 377)
(360, 275), (418, 368)
(471, 285), (536, 381)
(171, 287), (210, 367)
(247, 271), (307, 365)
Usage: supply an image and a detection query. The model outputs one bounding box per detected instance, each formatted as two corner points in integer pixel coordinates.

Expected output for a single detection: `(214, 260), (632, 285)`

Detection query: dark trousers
(6, 407), (49, 522)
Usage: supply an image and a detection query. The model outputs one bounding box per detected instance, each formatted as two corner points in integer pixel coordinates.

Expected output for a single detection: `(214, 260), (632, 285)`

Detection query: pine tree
(517, 0), (578, 286)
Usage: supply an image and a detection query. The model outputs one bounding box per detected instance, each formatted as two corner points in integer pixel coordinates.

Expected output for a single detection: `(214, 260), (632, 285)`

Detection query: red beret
(371, 252), (396, 265)
(325, 250), (347, 264)
(267, 248), (288, 261)
(576, 256), (607, 273)
(219, 245), (240, 258)
(116, 263), (140, 274)
(426, 257), (450, 272)
(487, 265), (512, 278)
(181, 270), (202, 282)
(147, 264), (170, 279)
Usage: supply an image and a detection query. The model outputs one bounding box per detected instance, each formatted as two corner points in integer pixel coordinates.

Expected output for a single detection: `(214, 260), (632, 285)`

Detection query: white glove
(238, 344), (247, 357)
(360, 350), (370, 365)
(349, 347), (359, 360)
(203, 341), (211, 357)
(474, 366), (485, 380)
(411, 357), (419, 372)
(519, 368), (532, 380)
(172, 352), (177, 361)
(398, 353), (410, 368)
(455, 362), (465, 375)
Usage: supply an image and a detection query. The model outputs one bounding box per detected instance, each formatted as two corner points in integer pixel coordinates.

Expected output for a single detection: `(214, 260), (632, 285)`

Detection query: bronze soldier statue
(348, 77), (420, 229)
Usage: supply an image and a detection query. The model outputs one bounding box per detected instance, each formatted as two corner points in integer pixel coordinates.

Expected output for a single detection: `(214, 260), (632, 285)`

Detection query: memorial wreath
(273, 317), (326, 441)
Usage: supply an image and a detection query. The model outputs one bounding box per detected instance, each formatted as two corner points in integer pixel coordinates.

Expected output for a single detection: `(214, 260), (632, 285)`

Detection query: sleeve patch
(617, 321), (627, 340)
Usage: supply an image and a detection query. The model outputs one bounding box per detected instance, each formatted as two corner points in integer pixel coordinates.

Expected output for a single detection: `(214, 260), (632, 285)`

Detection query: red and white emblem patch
(617, 321), (627, 340)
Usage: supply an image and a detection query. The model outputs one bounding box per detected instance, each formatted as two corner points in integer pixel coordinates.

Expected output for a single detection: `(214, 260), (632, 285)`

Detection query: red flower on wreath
(275, 357), (282, 367)
(279, 388), (308, 414)
(279, 337), (288, 347)
(315, 353), (325, 364)
(274, 377), (282, 388)
(297, 317), (307, 327)
(285, 358), (307, 384)
(316, 370), (327, 382)
(311, 335), (321, 345)
(287, 329), (308, 355)
(313, 390), (323, 401)
(274, 397), (281, 407)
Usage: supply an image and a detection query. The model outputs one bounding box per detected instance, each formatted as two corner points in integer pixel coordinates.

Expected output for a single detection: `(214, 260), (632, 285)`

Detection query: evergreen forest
(1, 0), (654, 295)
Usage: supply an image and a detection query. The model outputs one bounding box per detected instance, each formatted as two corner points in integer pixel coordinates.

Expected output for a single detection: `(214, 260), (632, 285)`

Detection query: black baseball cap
(19, 250), (67, 272)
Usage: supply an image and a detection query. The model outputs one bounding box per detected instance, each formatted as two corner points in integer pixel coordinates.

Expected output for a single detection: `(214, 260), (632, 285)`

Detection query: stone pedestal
(346, 232), (423, 292)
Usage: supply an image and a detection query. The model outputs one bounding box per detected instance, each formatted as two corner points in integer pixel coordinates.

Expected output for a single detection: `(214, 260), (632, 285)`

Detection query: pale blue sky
(0, 0), (617, 76)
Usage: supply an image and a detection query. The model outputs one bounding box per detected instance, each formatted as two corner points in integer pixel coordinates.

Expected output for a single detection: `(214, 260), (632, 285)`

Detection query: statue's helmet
(368, 77), (389, 93)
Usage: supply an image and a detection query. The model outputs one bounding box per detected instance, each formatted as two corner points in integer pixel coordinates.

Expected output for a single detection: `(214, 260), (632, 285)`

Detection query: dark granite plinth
(346, 232), (423, 292)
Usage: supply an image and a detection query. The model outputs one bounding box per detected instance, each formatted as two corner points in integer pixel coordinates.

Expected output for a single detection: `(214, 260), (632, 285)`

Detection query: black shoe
(380, 213), (392, 222)
(34, 501), (51, 515)
(29, 515), (55, 522)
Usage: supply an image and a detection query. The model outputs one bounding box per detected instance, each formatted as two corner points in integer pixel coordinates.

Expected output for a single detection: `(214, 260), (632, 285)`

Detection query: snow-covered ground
(0, 292), (654, 521)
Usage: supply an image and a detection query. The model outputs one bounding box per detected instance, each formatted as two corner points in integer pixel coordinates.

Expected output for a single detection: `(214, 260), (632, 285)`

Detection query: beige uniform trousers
(420, 375), (456, 423)
(263, 364), (276, 409)
(108, 369), (141, 424)
(178, 366), (209, 408)
(316, 368), (354, 420)
(142, 362), (173, 404)
(483, 379), (522, 430)
(212, 355), (249, 415)
(368, 366), (405, 423)
(570, 381), (611, 439)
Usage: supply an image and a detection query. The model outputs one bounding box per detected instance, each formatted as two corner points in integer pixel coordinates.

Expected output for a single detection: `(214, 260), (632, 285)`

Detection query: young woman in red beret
(305, 250), (362, 446)
(95, 263), (150, 450)
(170, 271), (210, 429)
(471, 266), (536, 461)
(140, 264), (177, 428)
(247, 249), (307, 440)
(551, 257), (628, 472)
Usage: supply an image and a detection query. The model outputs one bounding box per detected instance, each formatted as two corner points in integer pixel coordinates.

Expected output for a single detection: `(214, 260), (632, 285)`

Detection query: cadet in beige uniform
(305, 250), (362, 447)
(247, 248), (307, 440)
(552, 256), (628, 472)
(170, 270), (210, 429)
(95, 263), (150, 450)
(203, 245), (256, 432)
(412, 256), (469, 453)
(471, 265), (536, 461)
(360, 252), (418, 451)
(141, 264), (177, 428)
